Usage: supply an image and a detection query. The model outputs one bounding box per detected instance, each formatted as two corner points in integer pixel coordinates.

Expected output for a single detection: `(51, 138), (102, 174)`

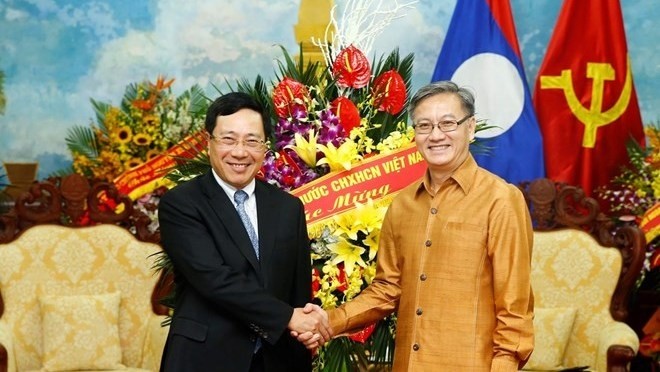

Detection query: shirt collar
(416, 153), (478, 196)
(211, 169), (256, 201)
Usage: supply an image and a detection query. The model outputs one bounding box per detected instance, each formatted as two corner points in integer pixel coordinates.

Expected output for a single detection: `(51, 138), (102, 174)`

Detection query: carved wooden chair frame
(0, 174), (172, 372)
(520, 178), (646, 371)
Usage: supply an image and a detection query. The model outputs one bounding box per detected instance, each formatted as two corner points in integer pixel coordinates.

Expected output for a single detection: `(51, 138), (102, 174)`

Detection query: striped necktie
(234, 190), (259, 259)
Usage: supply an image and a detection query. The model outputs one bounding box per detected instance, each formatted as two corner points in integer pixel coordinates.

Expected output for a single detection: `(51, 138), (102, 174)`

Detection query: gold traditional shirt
(329, 154), (534, 371)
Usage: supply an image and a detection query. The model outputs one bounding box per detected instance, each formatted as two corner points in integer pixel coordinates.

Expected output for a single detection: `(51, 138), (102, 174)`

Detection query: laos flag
(431, 0), (544, 184)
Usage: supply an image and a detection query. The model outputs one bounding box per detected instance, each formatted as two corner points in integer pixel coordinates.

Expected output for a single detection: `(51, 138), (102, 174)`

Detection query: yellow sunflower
(133, 133), (152, 146)
(146, 149), (161, 161)
(125, 158), (144, 169)
(114, 126), (133, 144)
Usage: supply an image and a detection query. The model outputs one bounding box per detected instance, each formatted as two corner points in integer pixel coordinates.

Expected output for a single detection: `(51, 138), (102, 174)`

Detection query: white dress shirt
(211, 169), (259, 236)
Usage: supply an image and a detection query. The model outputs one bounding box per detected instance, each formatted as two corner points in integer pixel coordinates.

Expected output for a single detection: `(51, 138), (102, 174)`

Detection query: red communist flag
(533, 0), (644, 196)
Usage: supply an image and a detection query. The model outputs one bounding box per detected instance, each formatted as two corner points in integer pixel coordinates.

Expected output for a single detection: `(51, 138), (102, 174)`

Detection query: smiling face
(208, 108), (266, 189)
(413, 92), (476, 182)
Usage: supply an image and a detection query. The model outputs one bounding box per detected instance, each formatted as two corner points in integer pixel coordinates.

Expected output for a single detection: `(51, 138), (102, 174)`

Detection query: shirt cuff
(328, 307), (348, 336)
(490, 355), (520, 372)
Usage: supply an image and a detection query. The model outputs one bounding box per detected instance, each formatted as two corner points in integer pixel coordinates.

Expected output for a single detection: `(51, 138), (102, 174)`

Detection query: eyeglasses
(412, 114), (472, 134)
(209, 135), (267, 151)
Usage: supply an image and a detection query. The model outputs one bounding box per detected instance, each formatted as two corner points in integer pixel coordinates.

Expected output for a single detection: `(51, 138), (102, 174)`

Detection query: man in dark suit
(158, 92), (330, 372)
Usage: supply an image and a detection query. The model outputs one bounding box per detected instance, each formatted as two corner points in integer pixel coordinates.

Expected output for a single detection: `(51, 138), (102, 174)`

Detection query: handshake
(288, 303), (334, 350)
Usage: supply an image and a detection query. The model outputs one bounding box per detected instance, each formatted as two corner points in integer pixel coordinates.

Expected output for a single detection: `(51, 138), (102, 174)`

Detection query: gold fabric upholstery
(524, 307), (577, 370)
(529, 230), (639, 371)
(0, 225), (167, 372)
(40, 292), (124, 371)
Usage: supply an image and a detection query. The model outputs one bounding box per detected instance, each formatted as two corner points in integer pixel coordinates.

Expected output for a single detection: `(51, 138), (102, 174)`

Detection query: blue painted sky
(0, 0), (658, 179)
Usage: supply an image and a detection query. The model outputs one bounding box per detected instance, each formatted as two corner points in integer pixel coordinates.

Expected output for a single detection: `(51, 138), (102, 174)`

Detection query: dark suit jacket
(158, 171), (312, 372)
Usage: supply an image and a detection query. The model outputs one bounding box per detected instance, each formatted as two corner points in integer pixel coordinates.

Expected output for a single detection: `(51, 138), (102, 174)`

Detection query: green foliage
(180, 84), (209, 118)
(149, 250), (175, 326)
(315, 337), (367, 372)
(365, 318), (396, 365)
(597, 123), (660, 217)
(90, 98), (113, 137)
(65, 125), (99, 160)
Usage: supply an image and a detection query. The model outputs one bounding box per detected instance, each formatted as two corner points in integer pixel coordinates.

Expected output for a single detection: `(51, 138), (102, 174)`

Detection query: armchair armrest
(594, 321), (639, 372)
(0, 320), (16, 372)
(140, 314), (169, 371)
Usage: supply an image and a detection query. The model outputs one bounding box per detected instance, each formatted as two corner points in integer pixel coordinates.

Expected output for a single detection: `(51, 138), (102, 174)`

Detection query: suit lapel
(201, 172), (261, 274)
(255, 181), (276, 288)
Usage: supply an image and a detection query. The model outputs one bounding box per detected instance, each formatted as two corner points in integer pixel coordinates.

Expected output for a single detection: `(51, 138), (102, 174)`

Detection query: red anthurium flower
(372, 69), (406, 115)
(272, 77), (309, 118)
(330, 96), (361, 133)
(311, 267), (321, 297)
(332, 45), (371, 89)
(336, 263), (348, 292)
(348, 323), (376, 344)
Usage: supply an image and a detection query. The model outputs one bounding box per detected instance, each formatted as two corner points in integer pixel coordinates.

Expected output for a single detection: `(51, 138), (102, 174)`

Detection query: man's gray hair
(408, 81), (475, 120)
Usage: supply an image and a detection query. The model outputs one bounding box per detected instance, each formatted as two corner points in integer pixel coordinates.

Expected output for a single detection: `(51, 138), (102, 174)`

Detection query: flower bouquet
(597, 123), (660, 218)
(63, 76), (208, 182)
(160, 2), (426, 367)
(597, 122), (660, 332)
(163, 36), (415, 372)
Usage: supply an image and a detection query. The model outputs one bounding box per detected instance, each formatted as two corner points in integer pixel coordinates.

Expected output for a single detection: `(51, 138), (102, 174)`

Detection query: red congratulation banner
(291, 143), (426, 232)
(113, 131), (206, 199)
(640, 202), (660, 245)
(113, 134), (427, 233)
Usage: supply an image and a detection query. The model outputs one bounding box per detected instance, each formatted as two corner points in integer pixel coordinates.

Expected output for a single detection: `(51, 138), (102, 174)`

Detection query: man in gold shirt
(301, 81), (534, 371)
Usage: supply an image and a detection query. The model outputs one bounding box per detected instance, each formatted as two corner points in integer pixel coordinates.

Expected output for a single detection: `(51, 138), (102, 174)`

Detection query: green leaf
(90, 98), (113, 136)
(162, 136), (210, 184)
(121, 81), (140, 113)
(65, 125), (99, 159)
(48, 165), (75, 179)
(470, 119), (498, 155)
(274, 44), (326, 88)
(317, 337), (367, 372)
(186, 84), (211, 118)
(149, 250), (176, 319)
(365, 319), (396, 366)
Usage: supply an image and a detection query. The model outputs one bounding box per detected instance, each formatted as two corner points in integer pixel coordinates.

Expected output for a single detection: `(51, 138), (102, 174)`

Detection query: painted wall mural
(0, 0), (658, 180)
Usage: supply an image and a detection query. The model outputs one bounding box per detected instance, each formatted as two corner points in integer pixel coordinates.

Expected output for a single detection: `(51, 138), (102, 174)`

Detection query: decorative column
(294, 0), (335, 68)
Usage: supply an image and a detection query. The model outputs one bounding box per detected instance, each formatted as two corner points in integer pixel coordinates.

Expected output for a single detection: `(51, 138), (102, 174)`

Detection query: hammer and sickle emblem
(539, 57), (632, 148)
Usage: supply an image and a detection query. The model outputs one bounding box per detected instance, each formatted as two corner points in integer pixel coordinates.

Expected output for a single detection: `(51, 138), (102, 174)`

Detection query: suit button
(249, 335), (256, 342)
(412, 343), (420, 351)
(420, 274), (427, 281)
(430, 208), (438, 214)
(416, 308), (423, 315)
(425, 240), (432, 247)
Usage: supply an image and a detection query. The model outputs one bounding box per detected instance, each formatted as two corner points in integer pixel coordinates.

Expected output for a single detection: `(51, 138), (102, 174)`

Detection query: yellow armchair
(0, 174), (170, 372)
(520, 179), (646, 372)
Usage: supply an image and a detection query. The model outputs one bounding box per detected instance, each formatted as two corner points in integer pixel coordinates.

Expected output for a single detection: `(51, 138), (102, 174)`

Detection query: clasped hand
(288, 303), (333, 350)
